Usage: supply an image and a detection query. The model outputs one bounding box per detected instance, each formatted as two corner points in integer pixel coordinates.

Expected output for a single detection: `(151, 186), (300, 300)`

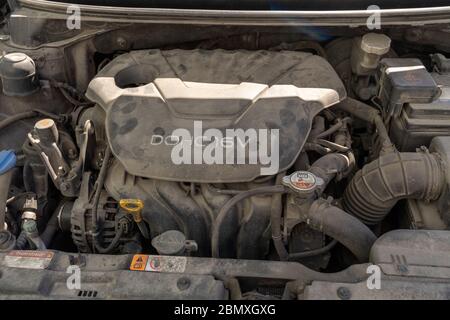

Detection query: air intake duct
(343, 151), (445, 225)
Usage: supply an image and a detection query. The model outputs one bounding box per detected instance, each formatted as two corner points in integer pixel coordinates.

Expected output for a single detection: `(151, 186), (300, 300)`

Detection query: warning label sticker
(130, 255), (186, 273)
(130, 254), (149, 271)
(3, 250), (54, 269)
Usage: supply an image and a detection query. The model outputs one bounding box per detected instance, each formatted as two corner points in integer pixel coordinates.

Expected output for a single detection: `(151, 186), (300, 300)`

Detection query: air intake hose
(343, 151), (445, 225)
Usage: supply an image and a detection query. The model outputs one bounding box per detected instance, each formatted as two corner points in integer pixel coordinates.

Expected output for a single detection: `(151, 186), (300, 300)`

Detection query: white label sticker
(3, 250), (54, 269)
(145, 255), (187, 273)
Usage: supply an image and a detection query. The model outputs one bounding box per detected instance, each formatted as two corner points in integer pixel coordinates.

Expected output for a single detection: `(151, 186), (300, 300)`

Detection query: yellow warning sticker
(130, 254), (148, 271)
(129, 255), (186, 273)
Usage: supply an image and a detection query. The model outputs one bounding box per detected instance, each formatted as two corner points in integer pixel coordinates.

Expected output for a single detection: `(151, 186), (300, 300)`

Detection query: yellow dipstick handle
(119, 199), (144, 223)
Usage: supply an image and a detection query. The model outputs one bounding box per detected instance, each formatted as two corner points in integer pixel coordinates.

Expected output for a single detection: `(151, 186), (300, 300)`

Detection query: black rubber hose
(262, 154), (350, 261)
(0, 111), (37, 131)
(306, 200), (377, 262)
(334, 98), (395, 154)
(343, 151), (445, 225)
(0, 109), (66, 132)
(40, 203), (63, 247)
(288, 239), (338, 260)
(308, 153), (351, 195)
(14, 231), (28, 250)
(315, 119), (344, 139)
(211, 185), (287, 258)
(335, 98), (379, 124)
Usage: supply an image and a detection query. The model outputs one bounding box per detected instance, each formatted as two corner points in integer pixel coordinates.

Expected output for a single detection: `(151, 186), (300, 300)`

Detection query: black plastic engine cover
(86, 49), (346, 182)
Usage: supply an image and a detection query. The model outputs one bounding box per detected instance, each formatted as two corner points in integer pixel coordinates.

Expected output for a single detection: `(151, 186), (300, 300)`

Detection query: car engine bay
(0, 0), (450, 300)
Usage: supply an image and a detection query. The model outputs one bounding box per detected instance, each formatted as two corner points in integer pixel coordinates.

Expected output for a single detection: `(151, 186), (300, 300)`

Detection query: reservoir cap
(151, 230), (186, 256)
(0, 52), (40, 96)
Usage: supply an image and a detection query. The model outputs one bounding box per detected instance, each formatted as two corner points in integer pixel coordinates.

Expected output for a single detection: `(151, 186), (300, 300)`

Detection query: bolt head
(337, 286), (352, 300)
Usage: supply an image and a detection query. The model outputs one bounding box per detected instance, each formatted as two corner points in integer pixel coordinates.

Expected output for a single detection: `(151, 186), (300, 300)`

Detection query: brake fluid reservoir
(351, 33), (391, 75)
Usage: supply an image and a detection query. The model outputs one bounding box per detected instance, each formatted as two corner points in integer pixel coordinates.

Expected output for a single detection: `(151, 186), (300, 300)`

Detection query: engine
(79, 49), (346, 260)
(1, 32), (450, 275)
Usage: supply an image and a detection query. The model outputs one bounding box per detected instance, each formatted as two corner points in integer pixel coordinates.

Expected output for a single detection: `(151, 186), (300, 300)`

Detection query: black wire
(94, 227), (124, 254)
(90, 146), (113, 253)
(49, 80), (92, 107)
(58, 87), (92, 107)
(6, 192), (36, 204)
(288, 239), (338, 260)
(0, 111), (37, 131)
(0, 109), (67, 132)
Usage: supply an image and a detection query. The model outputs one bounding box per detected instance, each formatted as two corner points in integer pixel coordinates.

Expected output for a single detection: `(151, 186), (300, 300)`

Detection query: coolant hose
(211, 185), (287, 258)
(262, 154), (350, 261)
(308, 153), (351, 195)
(307, 199), (377, 262)
(343, 151), (444, 225)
